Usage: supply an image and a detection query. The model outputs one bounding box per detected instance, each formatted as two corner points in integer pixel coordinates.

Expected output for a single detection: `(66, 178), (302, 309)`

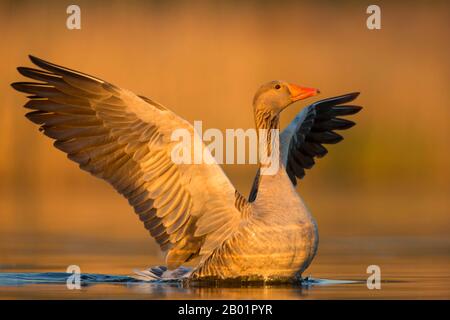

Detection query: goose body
(12, 56), (361, 281)
(194, 168), (318, 280)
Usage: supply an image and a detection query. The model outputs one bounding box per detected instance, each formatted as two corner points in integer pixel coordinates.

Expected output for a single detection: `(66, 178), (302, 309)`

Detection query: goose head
(253, 80), (320, 118)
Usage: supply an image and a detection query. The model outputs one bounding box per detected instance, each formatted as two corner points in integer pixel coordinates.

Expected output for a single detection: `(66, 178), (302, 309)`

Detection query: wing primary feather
(13, 55), (244, 269)
(281, 92), (362, 184)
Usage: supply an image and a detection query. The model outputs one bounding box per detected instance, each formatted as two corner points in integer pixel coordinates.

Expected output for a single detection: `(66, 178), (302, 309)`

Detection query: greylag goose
(12, 56), (362, 282)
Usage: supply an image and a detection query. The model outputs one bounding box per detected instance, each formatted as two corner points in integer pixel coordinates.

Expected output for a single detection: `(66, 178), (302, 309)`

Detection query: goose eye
(275, 84), (281, 90)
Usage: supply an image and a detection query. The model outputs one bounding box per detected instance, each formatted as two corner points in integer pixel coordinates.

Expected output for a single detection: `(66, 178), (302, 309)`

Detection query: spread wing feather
(12, 55), (244, 269)
(280, 93), (362, 185)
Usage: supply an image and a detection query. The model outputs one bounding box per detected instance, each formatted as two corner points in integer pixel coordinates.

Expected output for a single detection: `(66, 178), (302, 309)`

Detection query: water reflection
(0, 235), (448, 299)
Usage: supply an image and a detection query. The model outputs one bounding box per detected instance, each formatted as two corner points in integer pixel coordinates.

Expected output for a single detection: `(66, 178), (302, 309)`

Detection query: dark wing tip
(29, 54), (43, 65)
(351, 105), (363, 113)
(29, 54), (57, 71)
(337, 92), (360, 102)
(332, 105), (363, 116)
(313, 92), (361, 109)
(11, 81), (26, 92)
(16, 66), (39, 78)
(29, 55), (61, 72)
(333, 92), (360, 104)
(27, 55), (107, 86)
(347, 92), (360, 99)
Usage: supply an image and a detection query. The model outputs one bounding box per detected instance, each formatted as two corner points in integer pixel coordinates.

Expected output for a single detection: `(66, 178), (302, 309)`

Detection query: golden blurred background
(0, 0), (449, 269)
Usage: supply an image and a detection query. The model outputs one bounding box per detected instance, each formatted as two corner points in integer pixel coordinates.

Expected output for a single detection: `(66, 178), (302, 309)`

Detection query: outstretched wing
(12, 55), (243, 269)
(280, 93), (362, 185)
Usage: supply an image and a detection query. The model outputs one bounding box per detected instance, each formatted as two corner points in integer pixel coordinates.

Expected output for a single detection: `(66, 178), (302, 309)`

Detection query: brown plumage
(12, 56), (362, 281)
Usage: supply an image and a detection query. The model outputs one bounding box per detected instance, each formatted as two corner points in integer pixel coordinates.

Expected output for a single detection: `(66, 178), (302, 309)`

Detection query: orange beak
(287, 83), (320, 102)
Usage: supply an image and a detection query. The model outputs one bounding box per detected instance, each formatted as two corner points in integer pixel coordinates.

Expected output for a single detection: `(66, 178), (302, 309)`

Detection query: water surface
(1, 235), (448, 299)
